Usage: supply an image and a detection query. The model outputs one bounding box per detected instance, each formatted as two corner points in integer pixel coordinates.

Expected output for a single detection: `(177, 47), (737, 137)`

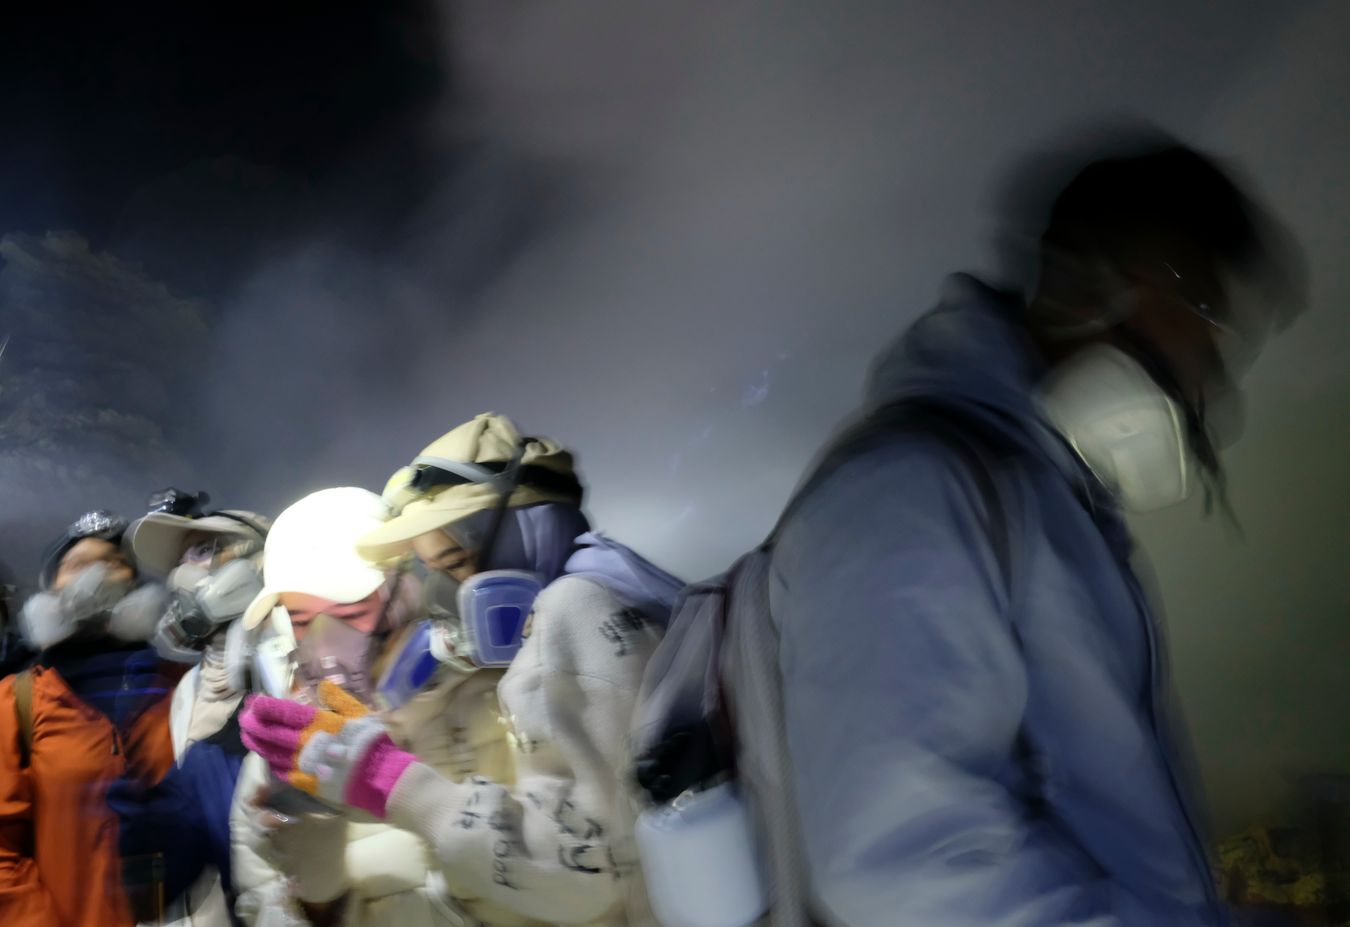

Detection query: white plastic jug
(636, 782), (769, 927)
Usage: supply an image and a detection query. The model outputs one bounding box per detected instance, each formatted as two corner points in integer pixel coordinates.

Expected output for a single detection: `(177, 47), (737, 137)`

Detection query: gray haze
(2, 1), (1346, 834)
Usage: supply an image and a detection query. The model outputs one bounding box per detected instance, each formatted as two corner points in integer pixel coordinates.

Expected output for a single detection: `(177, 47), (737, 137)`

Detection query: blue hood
(767, 274), (1225, 924)
(863, 273), (1089, 492)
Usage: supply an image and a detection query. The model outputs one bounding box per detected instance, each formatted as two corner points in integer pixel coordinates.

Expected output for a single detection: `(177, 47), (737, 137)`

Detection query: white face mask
(107, 584), (171, 643)
(1040, 343), (1195, 513)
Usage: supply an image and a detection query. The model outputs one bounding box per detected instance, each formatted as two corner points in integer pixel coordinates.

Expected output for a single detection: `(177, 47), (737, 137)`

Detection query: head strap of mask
(202, 507), (271, 558)
(406, 439), (583, 567)
(405, 450), (583, 506)
(469, 441), (526, 570)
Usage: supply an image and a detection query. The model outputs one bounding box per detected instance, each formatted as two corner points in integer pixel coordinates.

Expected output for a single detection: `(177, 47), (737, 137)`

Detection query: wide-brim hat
(356, 412), (581, 563)
(126, 510), (268, 579)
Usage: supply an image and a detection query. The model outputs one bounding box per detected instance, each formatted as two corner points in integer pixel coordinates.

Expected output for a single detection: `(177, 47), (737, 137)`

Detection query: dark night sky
(1, 2), (1347, 836)
(1, 4), (443, 252)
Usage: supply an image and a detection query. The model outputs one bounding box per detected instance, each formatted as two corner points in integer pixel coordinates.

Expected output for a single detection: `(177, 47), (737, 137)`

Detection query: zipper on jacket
(1126, 572), (1220, 912)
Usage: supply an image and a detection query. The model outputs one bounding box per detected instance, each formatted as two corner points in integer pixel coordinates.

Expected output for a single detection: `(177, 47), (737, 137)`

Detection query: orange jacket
(0, 664), (177, 927)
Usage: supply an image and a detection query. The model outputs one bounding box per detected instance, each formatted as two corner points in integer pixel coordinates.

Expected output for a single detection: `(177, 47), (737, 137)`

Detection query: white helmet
(241, 488), (392, 630)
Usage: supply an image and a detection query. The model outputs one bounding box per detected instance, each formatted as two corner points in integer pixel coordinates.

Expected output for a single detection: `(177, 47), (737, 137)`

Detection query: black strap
(205, 510), (269, 539)
(410, 460), (584, 502)
(202, 701), (249, 758)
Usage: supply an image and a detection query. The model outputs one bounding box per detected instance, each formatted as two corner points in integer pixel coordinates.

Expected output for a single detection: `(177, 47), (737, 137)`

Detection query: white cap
(242, 488), (391, 630)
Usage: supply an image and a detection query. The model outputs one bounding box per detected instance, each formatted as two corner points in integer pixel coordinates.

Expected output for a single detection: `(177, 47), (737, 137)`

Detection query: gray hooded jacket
(770, 275), (1226, 926)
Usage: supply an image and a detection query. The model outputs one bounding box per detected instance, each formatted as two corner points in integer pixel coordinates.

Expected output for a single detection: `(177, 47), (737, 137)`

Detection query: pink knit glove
(239, 681), (417, 819)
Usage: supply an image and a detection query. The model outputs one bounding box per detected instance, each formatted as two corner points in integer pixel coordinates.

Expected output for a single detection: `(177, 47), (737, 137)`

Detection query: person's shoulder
(529, 575), (656, 682)
(535, 573), (625, 619)
(798, 416), (982, 515)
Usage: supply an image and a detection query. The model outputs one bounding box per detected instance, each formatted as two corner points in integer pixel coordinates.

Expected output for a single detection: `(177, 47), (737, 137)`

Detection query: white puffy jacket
(231, 661), (512, 926)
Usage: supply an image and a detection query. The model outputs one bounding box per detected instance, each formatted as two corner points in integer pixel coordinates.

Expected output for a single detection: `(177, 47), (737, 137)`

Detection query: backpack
(631, 399), (1015, 927)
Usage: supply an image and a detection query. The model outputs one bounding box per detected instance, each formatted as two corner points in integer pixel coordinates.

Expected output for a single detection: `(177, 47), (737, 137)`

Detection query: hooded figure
(0, 510), (181, 927)
(240, 415), (684, 927)
(758, 138), (1303, 927)
(230, 486), (509, 927)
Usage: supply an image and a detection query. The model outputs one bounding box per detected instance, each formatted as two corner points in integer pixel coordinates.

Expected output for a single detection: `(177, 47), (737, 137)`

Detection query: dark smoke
(0, 0), (1346, 839)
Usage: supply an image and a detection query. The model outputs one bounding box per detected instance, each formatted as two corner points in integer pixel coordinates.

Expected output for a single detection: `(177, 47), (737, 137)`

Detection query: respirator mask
(19, 561), (169, 650)
(1041, 343), (1195, 512)
(292, 612), (380, 706)
(376, 566), (541, 715)
(154, 559), (264, 663)
(288, 575), (406, 707)
(1037, 256), (1260, 520)
(251, 608), (297, 699)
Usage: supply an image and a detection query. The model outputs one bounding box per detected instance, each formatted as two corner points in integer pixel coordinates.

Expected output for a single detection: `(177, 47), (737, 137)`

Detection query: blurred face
(411, 529), (479, 582)
(179, 530), (224, 568)
(1118, 252), (1232, 405)
(52, 538), (134, 592)
(278, 589), (384, 643)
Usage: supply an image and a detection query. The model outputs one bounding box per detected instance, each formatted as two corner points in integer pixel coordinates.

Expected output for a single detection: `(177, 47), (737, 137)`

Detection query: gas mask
(375, 567), (538, 725)
(251, 609), (296, 698)
(1041, 343), (1197, 513)
(458, 570), (542, 666)
(153, 559), (264, 664)
(291, 613), (380, 706)
(1036, 253), (1262, 521)
(18, 563), (168, 650)
(419, 567), (541, 670)
(107, 585), (171, 644)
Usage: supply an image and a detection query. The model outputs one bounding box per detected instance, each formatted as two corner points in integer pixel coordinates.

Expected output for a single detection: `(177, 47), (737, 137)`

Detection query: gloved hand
(240, 681), (417, 819)
(250, 798), (350, 904)
(59, 562), (130, 623)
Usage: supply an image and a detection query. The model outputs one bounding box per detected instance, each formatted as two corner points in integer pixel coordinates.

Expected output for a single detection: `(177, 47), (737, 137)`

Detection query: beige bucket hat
(125, 510), (270, 579)
(356, 413), (582, 563)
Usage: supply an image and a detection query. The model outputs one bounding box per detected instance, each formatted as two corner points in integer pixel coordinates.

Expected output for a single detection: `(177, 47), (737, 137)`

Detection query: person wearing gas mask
(733, 136), (1304, 927)
(0, 511), (182, 927)
(126, 489), (269, 753)
(105, 489), (270, 927)
(239, 413), (684, 927)
(230, 486), (496, 927)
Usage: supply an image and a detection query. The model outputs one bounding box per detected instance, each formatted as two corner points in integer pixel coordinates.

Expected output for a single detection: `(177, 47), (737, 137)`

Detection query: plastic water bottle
(635, 782), (769, 927)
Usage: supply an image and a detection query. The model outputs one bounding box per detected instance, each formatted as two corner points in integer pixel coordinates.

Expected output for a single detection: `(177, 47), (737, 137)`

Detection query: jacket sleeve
(107, 763), (209, 911)
(0, 678), (60, 923)
(385, 576), (654, 926)
(770, 434), (1122, 927)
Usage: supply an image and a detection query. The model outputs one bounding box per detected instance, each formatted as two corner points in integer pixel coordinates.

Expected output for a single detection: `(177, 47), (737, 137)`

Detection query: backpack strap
(14, 668), (34, 769)
(769, 399), (1015, 589)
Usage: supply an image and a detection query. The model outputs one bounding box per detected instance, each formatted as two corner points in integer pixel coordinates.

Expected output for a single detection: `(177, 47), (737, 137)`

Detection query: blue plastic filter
(457, 570), (543, 667)
(376, 620), (443, 711)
